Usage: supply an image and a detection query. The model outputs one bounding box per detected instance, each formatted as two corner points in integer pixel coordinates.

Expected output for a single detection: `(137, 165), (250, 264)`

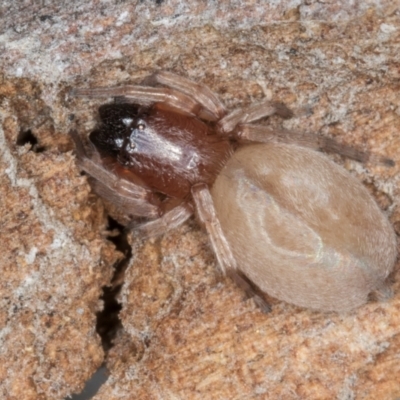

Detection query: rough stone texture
(1, 1), (400, 399)
(96, 226), (400, 400)
(0, 80), (120, 399)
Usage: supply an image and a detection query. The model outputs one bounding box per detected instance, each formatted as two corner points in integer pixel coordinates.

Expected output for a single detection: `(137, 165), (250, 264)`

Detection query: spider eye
(114, 138), (124, 148)
(137, 123), (145, 130)
(122, 117), (134, 127)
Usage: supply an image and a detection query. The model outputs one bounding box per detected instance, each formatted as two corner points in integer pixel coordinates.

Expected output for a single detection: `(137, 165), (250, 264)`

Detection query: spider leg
(87, 177), (161, 219)
(236, 124), (394, 165)
(217, 98), (293, 134)
(71, 72), (225, 122)
(142, 71), (227, 121)
(69, 130), (161, 219)
(226, 270), (271, 313)
(191, 183), (270, 312)
(131, 203), (193, 238)
(72, 85), (204, 117)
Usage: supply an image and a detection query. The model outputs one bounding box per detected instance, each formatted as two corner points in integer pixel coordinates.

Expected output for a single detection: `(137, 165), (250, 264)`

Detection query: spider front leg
(71, 71), (225, 122)
(69, 130), (161, 219)
(72, 84), (202, 117)
(191, 183), (270, 313)
(142, 71), (227, 120)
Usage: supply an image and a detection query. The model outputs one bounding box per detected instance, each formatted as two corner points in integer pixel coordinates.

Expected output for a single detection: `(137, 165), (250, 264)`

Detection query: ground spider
(70, 71), (397, 312)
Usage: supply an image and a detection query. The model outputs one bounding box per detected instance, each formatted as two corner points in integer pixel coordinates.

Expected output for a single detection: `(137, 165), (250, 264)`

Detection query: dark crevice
(69, 217), (131, 399)
(16, 129), (46, 152)
(95, 216), (132, 351)
(96, 286), (123, 351)
(69, 365), (108, 400)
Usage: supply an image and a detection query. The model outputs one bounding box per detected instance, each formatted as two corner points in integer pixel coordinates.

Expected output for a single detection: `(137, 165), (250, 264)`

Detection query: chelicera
(70, 71), (397, 312)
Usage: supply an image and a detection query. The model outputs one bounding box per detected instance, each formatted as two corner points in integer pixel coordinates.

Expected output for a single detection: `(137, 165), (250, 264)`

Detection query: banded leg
(88, 177), (160, 219)
(236, 125), (394, 166)
(217, 98), (293, 134)
(142, 71), (227, 121)
(71, 71), (227, 122)
(71, 85), (204, 118)
(191, 183), (270, 312)
(132, 203), (193, 238)
(70, 130), (161, 219)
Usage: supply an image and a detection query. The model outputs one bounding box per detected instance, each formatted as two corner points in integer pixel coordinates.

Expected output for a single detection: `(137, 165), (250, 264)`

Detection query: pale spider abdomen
(211, 143), (397, 312)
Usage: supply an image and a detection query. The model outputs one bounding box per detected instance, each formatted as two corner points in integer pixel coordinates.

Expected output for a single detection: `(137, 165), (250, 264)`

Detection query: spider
(70, 71), (397, 312)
